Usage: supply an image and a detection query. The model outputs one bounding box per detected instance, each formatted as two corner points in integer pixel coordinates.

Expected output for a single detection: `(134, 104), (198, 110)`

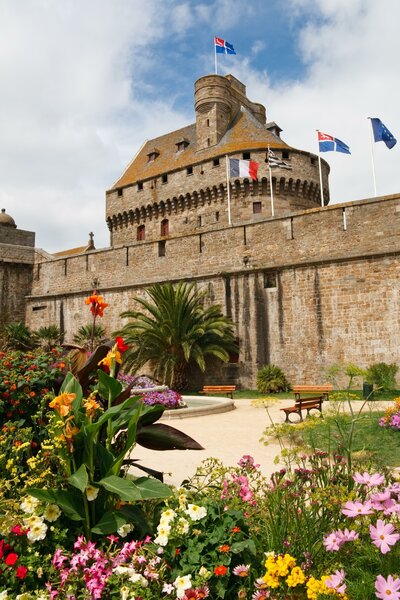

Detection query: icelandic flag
(229, 158), (258, 180)
(370, 118), (397, 149)
(318, 131), (351, 154)
(215, 37), (236, 55)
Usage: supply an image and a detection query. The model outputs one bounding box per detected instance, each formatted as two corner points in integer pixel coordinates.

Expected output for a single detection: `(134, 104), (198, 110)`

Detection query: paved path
(133, 398), (291, 487)
(132, 398), (392, 488)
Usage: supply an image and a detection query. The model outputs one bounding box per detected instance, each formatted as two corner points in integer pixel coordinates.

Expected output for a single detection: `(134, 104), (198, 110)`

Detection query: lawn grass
(299, 411), (400, 468)
(186, 389), (400, 401)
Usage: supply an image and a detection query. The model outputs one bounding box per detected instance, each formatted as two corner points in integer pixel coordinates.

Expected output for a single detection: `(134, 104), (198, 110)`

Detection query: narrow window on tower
(117, 188), (123, 197)
(215, 211), (220, 222)
(253, 201), (262, 214)
(162, 173), (168, 184)
(137, 181), (143, 191)
(213, 158), (220, 167)
(242, 152), (250, 160)
(158, 240), (166, 257)
(137, 225), (145, 241)
(264, 271), (277, 289)
(282, 150), (290, 160)
(161, 218), (169, 236)
(186, 166), (193, 175)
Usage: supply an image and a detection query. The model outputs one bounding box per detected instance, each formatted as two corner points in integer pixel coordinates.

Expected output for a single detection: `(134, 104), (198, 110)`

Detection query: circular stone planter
(160, 395), (235, 419)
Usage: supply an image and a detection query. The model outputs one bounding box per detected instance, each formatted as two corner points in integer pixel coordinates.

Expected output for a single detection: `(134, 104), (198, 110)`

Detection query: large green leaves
(28, 489), (85, 521)
(98, 475), (172, 501)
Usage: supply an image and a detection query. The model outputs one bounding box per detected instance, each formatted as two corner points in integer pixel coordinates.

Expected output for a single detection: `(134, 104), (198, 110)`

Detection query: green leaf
(97, 369), (122, 403)
(68, 464), (88, 493)
(28, 489), (85, 521)
(136, 423), (203, 450)
(93, 441), (114, 477)
(231, 539), (257, 555)
(97, 475), (142, 501)
(133, 477), (172, 499)
(91, 510), (127, 535)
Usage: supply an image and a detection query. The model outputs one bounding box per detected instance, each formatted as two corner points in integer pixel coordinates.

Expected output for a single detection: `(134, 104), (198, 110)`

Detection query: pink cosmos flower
(325, 569), (346, 595)
(370, 519), (400, 554)
(353, 471), (385, 486)
(323, 531), (343, 552)
(375, 574), (400, 599)
(338, 528), (359, 543)
(371, 490), (392, 503)
(342, 500), (373, 517)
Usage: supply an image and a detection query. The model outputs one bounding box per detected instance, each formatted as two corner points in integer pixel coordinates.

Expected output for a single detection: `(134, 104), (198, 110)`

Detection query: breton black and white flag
(267, 148), (292, 169)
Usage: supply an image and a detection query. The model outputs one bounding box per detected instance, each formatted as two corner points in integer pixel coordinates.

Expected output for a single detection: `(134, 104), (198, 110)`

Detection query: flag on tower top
(370, 118), (397, 149)
(318, 132), (351, 154)
(229, 158), (258, 180)
(214, 37), (236, 54)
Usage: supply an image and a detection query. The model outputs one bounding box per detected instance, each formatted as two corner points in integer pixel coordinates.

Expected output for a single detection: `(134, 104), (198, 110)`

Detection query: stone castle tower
(0, 209), (35, 328)
(106, 74), (329, 247)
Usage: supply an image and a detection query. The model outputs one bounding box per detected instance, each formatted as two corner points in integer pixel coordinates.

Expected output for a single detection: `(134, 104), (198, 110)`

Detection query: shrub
(366, 362), (399, 390)
(256, 364), (290, 393)
(1, 322), (34, 351)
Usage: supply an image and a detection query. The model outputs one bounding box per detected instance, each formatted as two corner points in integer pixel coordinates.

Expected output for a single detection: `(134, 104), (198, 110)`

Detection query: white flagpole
(225, 155), (232, 225)
(214, 37), (218, 74)
(367, 117), (377, 196)
(316, 130), (324, 207)
(267, 146), (275, 217)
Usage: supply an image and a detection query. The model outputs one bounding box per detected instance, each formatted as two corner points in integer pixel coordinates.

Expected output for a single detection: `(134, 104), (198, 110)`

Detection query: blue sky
(0, 0), (399, 252)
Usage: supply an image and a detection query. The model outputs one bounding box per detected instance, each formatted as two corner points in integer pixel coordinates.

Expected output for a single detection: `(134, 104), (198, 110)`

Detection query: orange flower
(214, 565), (228, 576)
(219, 544), (230, 553)
(60, 419), (80, 452)
(29, 391), (36, 398)
(231, 527), (241, 533)
(85, 292), (108, 317)
(49, 392), (76, 417)
(83, 396), (101, 418)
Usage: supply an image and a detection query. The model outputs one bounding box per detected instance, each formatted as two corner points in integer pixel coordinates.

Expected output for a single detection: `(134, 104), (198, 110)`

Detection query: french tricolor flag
(229, 158), (259, 180)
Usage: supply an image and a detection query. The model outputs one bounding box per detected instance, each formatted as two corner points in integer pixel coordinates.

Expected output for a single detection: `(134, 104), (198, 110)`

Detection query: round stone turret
(0, 208), (17, 228)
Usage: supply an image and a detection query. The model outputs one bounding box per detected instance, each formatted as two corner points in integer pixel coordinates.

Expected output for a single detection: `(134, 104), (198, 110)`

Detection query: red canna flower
(214, 565), (228, 576)
(115, 336), (129, 353)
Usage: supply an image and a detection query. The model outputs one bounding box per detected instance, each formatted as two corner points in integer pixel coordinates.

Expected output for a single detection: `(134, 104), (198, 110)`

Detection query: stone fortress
(1, 73), (399, 388)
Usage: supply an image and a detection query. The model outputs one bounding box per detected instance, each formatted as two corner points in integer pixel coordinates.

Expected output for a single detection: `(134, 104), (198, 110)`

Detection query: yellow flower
(287, 566), (306, 587)
(262, 572), (280, 588)
(49, 392), (76, 417)
(98, 348), (122, 369)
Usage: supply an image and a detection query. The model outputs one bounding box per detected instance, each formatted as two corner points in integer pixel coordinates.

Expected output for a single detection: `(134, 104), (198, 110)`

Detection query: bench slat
(200, 385), (236, 398)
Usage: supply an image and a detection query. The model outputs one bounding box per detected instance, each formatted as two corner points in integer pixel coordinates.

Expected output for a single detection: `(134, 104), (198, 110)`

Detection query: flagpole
(267, 146), (275, 217)
(367, 117), (377, 196)
(225, 155), (232, 225)
(316, 130), (324, 207)
(214, 37), (218, 74)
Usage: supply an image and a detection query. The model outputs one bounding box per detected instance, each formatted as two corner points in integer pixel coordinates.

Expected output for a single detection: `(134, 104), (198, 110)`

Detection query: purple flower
(375, 574), (400, 599)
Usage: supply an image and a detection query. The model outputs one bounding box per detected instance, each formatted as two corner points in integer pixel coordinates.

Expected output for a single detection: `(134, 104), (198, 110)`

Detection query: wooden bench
(281, 385), (333, 423)
(199, 385), (237, 399)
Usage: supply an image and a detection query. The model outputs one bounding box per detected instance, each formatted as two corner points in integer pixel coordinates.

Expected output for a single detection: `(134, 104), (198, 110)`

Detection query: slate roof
(111, 108), (290, 190)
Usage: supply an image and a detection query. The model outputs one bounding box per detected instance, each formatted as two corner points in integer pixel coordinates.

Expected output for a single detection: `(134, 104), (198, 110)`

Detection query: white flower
(26, 520), (48, 542)
(129, 572), (148, 586)
(23, 515), (44, 528)
(160, 508), (176, 523)
(185, 503), (207, 521)
(178, 493), (187, 507)
(177, 517), (189, 534)
(85, 485), (99, 501)
(43, 504), (61, 522)
(117, 523), (134, 537)
(20, 495), (40, 514)
(114, 566), (135, 576)
(154, 533), (169, 547)
(120, 587), (130, 600)
(16, 594), (33, 600)
(0, 592), (8, 599)
(156, 523), (171, 535)
(174, 574), (192, 599)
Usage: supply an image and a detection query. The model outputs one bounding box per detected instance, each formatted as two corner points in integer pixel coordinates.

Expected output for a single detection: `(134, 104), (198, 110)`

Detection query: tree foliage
(115, 282), (237, 390)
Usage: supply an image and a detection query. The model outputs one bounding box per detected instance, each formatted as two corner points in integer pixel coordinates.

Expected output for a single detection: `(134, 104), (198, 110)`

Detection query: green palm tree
(115, 282), (238, 390)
